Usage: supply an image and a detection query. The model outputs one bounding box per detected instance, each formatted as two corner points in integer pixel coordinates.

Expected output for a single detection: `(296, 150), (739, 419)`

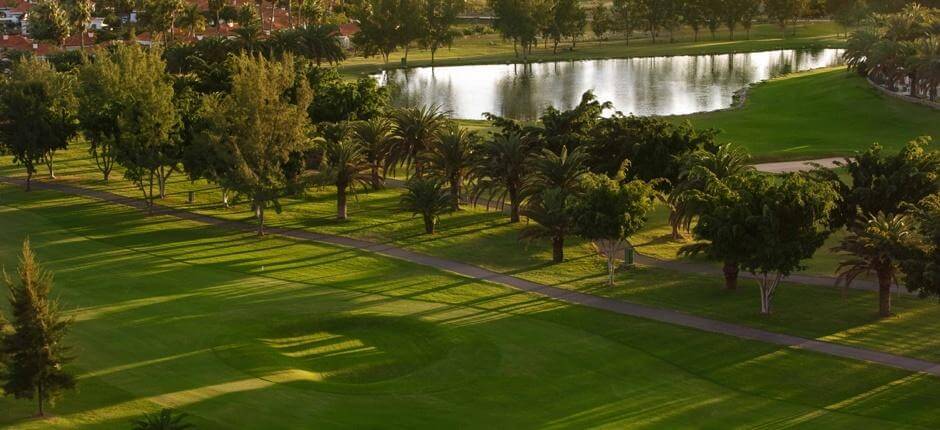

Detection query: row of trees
(844, 4), (940, 101)
(350, 0), (465, 64)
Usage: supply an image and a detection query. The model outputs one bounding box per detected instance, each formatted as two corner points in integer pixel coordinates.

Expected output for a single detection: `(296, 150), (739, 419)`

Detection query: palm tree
(669, 143), (753, 240)
(316, 139), (371, 220)
(351, 117), (396, 190)
(834, 212), (920, 317)
(177, 4), (207, 37)
(400, 177), (453, 234)
(423, 125), (476, 209)
(131, 409), (194, 430)
(390, 105), (448, 177)
(266, 28), (301, 57)
(528, 145), (589, 195)
(469, 132), (534, 223)
(297, 24), (346, 66)
(907, 36), (940, 101)
(233, 24), (263, 52)
(521, 187), (574, 263)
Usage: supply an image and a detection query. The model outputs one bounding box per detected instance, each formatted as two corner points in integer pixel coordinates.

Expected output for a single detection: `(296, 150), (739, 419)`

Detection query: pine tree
(1, 239), (75, 417)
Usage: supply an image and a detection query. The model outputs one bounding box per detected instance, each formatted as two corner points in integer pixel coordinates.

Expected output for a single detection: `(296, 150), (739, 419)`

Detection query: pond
(376, 48), (845, 120)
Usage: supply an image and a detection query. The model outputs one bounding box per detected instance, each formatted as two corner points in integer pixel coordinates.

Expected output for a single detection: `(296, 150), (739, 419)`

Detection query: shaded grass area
(680, 68), (940, 161)
(2, 184), (940, 428)
(340, 21), (846, 76)
(3, 155), (940, 364)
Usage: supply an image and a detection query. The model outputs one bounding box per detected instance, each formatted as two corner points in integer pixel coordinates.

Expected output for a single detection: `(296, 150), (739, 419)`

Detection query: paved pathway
(3, 176), (939, 377)
(753, 157), (843, 173)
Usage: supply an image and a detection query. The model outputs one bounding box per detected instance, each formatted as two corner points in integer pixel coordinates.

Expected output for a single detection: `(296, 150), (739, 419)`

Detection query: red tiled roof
(338, 22), (359, 36)
(63, 31), (96, 47)
(10, 0), (31, 13)
(0, 34), (58, 56)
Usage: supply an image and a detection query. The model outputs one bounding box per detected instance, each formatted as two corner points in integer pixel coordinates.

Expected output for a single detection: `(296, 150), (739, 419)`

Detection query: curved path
(3, 175), (938, 377)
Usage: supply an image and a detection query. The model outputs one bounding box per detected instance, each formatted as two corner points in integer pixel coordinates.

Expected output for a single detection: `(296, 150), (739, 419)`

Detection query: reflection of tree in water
(381, 49), (845, 119)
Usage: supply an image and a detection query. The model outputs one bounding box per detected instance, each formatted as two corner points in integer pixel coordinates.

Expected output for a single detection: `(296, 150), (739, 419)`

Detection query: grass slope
(2, 185), (940, 428)
(682, 68), (940, 161)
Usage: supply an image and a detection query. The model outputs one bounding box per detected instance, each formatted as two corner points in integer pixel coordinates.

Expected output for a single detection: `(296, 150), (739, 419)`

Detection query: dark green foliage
(811, 137), (940, 230)
(27, 0), (71, 45)
(316, 139), (373, 220)
(400, 177), (454, 233)
(1, 239), (75, 417)
(469, 132), (536, 222)
(537, 91), (609, 154)
(306, 68), (388, 123)
(0, 57), (78, 190)
(586, 114), (717, 190)
(351, 117), (397, 190)
(423, 125), (477, 209)
(902, 194), (940, 299)
(390, 105), (449, 176)
(521, 187), (575, 262)
(131, 409), (195, 430)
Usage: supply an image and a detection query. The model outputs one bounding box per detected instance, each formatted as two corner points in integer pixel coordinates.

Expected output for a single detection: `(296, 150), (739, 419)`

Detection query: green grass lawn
(4, 153), (940, 365)
(2, 184), (940, 428)
(339, 21), (846, 76)
(680, 67), (940, 161)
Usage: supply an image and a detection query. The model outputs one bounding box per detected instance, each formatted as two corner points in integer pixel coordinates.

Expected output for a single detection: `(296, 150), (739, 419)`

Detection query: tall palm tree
(669, 143), (753, 240)
(316, 139), (371, 220)
(400, 177), (453, 234)
(297, 24), (346, 66)
(423, 125), (476, 209)
(469, 132), (534, 223)
(520, 187), (574, 263)
(131, 409), (194, 430)
(266, 28), (301, 57)
(351, 117), (396, 190)
(834, 212), (920, 317)
(390, 105), (448, 178)
(528, 145), (589, 195)
(907, 36), (940, 101)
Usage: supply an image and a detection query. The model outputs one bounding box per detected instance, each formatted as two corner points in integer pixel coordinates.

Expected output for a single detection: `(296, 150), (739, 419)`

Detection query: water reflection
(377, 48), (844, 120)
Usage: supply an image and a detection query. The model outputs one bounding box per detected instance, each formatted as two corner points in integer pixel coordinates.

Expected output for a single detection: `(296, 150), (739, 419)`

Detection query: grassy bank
(2, 185), (940, 428)
(340, 21), (846, 76)
(681, 67), (940, 161)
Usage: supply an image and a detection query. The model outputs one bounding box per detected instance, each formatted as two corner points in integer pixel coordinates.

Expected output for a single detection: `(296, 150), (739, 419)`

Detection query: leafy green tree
(422, 0), (463, 64)
(317, 139), (373, 220)
(669, 143), (754, 241)
(521, 187), (575, 262)
(351, 0), (401, 63)
(193, 54), (313, 234)
(65, 0), (93, 49)
(140, 0), (185, 41)
(28, 0), (71, 47)
(703, 0), (723, 39)
(470, 132), (535, 222)
(305, 68), (388, 123)
(131, 409), (194, 430)
(902, 194), (940, 299)
(1, 239), (75, 417)
(694, 173), (836, 313)
(400, 177), (454, 233)
(299, 0), (325, 26)
(682, 0), (707, 41)
(396, 0), (425, 64)
(85, 44), (181, 212)
(834, 212), (921, 317)
(423, 125), (477, 209)
(390, 105), (448, 177)
(351, 117), (396, 190)
(528, 145), (589, 195)
(766, 0), (808, 37)
(571, 172), (658, 285)
(0, 57), (78, 190)
(490, 0), (543, 58)
(611, 0), (645, 45)
(811, 138), (940, 230)
(586, 115), (716, 187)
(536, 91), (609, 154)
(591, 4), (613, 39)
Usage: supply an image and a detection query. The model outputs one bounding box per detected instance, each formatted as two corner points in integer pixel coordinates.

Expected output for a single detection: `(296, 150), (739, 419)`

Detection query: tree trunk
(337, 184), (348, 219)
(25, 170), (32, 191)
(45, 151), (55, 179)
(257, 203), (265, 236)
(423, 214), (435, 234)
(371, 165), (383, 190)
(37, 383), (44, 417)
(606, 251), (616, 286)
(552, 236), (564, 263)
(877, 268), (892, 317)
(722, 260), (738, 291)
(147, 171), (155, 215)
(758, 272), (781, 315)
(509, 186), (520, 222)
(450, 175), (460, 210)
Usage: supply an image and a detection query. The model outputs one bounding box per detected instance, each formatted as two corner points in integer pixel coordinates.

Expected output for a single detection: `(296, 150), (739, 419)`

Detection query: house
(0, 33), (56, 57)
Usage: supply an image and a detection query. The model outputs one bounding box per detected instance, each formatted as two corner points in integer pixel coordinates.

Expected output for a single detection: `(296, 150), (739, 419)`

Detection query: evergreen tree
(1, 239), (75, 417)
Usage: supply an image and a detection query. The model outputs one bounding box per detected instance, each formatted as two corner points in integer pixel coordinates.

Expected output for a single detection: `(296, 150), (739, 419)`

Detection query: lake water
(376, 48), (845, 120)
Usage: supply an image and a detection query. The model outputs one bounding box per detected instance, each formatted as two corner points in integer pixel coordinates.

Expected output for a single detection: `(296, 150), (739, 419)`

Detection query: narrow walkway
(752, 157), (843, 173)
(3, 176), (939, 377)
